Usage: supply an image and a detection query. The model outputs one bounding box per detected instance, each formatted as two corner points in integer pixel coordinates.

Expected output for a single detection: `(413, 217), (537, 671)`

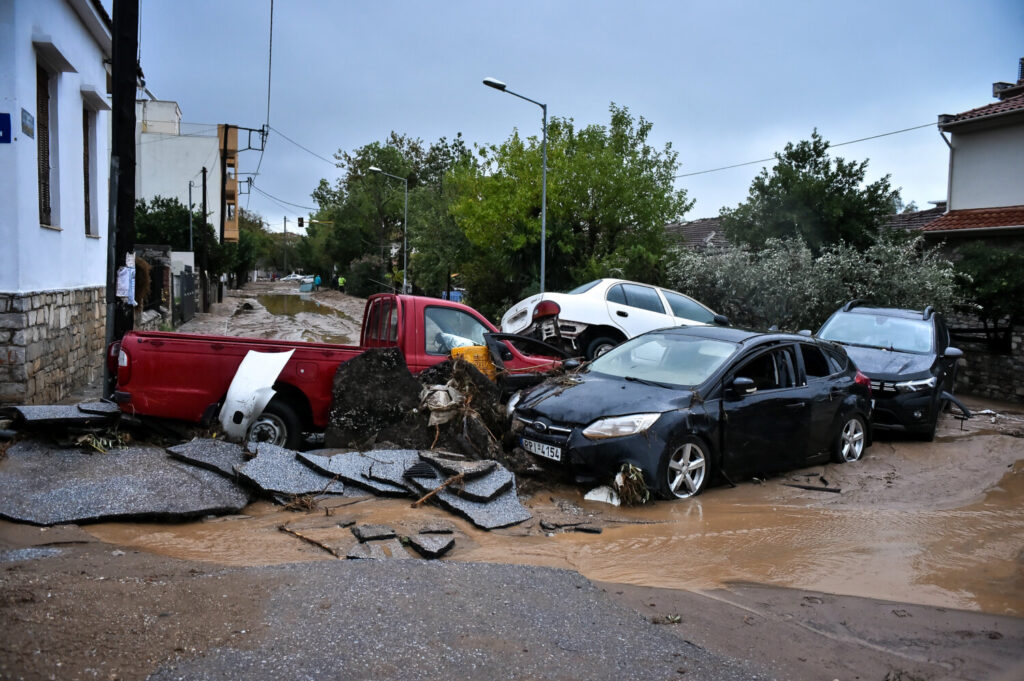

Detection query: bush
(665, 234), (960, 331)
(345, 254), (385, 298)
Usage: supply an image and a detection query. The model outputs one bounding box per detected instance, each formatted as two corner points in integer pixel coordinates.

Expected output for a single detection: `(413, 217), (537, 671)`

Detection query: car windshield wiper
(624, 375), (675, 389)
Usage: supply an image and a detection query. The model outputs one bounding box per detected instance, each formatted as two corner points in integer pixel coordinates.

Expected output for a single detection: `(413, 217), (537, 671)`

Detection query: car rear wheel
(832, 414), (867, 463)
(246, 398), (303, 450)
(657, 436), (711, 499)
(586, 336), (619, 360)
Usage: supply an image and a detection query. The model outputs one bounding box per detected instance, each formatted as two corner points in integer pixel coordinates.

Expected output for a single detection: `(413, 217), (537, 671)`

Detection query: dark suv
(816, 301), (969, 440)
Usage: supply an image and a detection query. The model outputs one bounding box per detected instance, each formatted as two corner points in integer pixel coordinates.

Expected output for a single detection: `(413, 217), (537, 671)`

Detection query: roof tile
(919, 205), (1024, 232)
(945, 93), (1024, 125)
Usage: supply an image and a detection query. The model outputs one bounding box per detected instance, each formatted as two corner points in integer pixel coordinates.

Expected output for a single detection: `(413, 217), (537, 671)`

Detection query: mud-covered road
(2, 281), (1022, 681)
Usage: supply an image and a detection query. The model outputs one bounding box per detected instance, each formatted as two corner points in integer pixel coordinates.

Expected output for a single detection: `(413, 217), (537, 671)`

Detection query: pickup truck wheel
(247, 399), (302, 450)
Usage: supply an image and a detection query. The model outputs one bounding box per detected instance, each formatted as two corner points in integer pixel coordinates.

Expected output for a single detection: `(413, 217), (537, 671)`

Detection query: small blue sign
(0, 113), (11, 143)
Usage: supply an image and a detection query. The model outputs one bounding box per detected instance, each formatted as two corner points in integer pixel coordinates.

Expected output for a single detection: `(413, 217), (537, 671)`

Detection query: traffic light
(298, 217), (304, 227)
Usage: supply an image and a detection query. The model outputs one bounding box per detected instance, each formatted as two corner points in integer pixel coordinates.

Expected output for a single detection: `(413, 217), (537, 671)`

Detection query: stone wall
(954, 326), (1024, 403)
(0, 287), (106, 405)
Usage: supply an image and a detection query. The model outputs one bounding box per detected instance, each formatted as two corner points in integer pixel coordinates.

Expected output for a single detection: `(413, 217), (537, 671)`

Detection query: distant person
(314, 274), (321, 291)
(338, 275), (346, 293)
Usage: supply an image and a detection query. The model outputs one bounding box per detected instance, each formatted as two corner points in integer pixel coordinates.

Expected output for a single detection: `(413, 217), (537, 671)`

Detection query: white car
(500, 278), (726, 359)
(280, 273), (304, 281)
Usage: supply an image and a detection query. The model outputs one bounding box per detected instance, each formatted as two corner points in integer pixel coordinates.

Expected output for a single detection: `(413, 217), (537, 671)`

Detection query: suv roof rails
(842, 299), (869, 312)
(923, 306), (934, 320)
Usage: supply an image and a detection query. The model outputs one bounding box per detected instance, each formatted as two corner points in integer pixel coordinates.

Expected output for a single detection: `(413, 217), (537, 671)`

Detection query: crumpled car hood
(843, 346), (934, 379)
(517, 373), (692, 425)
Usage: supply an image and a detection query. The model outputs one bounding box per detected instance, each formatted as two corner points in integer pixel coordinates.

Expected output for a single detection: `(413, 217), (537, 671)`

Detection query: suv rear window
(819, 311), (934, 354)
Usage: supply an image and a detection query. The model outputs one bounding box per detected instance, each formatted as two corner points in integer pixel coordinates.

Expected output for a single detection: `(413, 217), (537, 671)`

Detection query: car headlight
(582, 413), (661, 440)
(894, 376), (937, 393)
(505, 392), (522, 419)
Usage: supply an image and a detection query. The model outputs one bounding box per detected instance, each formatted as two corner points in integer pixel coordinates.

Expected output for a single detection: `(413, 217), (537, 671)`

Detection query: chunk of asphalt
(364, 450), (423, 492)
(1, 402), (121, 427)
(0, 441), (250, 526)
(351, 524), (396, 542)
(449, 466), (514, 502)
(418, 520), (456, 535)
(418, 451), (496, 480)
(405, 534), (454, 559)
(167, 438), (247, 479)
(298, 451), (410, 497)
(346, 538), (412, 560)
(409, 467), (531, 530)
(0, 547), (63, 563)
(235, 443), (344, 497)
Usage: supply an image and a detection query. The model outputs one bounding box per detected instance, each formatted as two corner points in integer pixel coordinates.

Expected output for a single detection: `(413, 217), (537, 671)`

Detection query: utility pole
(220, 124), (230, 243)
(283, 216), (288, 272)
(187, 180), (194, 251)
(103, 0), (139, 398)
(200, 166), (209, 312)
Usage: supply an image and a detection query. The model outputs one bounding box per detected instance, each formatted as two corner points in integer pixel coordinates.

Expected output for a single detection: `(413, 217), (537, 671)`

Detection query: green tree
(222, 208), (272, 286)
(721, 130), (901, 252)
(449, 103), (691, 318)
(134, 196), (226, 274)
(954, 242), (1024, 327)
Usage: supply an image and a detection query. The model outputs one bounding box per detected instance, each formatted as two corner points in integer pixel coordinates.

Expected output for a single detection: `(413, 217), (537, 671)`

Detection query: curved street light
(368, 165), (409, 294)
(483, 77), (548, 293)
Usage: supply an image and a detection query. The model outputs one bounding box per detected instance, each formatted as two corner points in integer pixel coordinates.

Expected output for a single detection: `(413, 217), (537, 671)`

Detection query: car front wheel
(832, 414), (867, 463)
(657, 436), (711, 499)
(246, 398), (303, 450)
(586, 336), (619, 360)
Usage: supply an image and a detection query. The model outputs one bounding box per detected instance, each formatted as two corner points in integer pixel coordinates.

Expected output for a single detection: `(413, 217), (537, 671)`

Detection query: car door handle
(785, 402), (806, 409)
(616, 310), (628, 318)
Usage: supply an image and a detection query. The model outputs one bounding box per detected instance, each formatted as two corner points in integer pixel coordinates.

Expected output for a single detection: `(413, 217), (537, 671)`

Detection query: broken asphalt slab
(405, 533), (454, 559)
(346, 538), (412, 560)
(298, 450), (411, 497)
(0, 401), (121, 427)
(351, 524), (396, 542)
(408, 466), (531, 530)
(0, 440), (251, 526)
(145, 561), (771, 681)
(235, 443), (344, 497)
(167, 438), (247, 479)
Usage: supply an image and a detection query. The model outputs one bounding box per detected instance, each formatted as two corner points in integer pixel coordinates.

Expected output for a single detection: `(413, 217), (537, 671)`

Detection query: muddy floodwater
(95, 281), (1024, 618)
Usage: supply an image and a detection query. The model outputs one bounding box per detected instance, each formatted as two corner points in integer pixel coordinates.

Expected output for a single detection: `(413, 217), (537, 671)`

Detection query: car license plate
(521, 437), (562, 462)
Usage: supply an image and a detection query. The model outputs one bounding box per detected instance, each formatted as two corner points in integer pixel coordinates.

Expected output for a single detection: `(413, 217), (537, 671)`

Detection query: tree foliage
(134, 196), (227, 274)
(721, 130), (901, 252)
(666, 234), (960, 331)
(449, 104), (691, 318)
(953, 242), (1024, 326)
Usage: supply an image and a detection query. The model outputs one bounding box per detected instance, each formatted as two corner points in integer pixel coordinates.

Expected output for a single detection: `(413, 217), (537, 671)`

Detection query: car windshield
(565, 280), (601, 295)
(588, 333), (737, 388)
(819, 312), (934, 354)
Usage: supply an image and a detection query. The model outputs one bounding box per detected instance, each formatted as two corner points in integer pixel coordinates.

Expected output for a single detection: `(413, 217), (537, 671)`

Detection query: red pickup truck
(112, 293), (560, 448)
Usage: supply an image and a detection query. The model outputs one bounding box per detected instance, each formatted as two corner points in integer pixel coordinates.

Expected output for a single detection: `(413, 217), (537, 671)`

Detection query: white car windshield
(588, 333), (737, 387)
(819, 312), (934, 354)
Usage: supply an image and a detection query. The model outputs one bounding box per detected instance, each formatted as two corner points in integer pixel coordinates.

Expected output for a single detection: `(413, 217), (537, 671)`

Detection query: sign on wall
(0, 113), (11, 143)
(21, 108), (34, 138)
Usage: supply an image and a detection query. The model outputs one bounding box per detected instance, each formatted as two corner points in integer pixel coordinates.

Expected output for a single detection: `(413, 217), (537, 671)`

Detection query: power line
(270, 125), (337, 165)
(251, 183), (317, 211)
(674, 122), (936, 178)
(253, 0), (274, 181)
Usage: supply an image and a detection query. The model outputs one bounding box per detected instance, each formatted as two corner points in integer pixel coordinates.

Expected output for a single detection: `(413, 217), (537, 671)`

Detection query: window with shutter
(83, 107), (91, 235)
(37, 66), (51, 225)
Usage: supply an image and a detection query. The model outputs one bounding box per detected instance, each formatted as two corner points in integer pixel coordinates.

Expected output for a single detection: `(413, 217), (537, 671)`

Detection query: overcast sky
(118, 0), (1023, 232)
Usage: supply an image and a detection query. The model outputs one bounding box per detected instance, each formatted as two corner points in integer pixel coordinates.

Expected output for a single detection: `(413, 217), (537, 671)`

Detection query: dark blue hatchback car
(510, 326), (872, 499)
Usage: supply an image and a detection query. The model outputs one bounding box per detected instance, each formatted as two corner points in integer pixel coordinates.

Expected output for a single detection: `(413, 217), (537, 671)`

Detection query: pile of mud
(324, 348), (533, 474)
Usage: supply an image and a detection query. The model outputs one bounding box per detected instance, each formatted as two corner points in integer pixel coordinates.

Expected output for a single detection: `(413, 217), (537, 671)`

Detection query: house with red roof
(920, 58), (1024, 244)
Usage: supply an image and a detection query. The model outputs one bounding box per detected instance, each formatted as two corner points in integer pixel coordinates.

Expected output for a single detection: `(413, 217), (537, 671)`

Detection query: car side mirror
(797, 329), (812, 336)
(562, 358), (581, 371)
(942, 346), (963, 360)
(729, 376), (757, 398)
(713, 314), (729, 326)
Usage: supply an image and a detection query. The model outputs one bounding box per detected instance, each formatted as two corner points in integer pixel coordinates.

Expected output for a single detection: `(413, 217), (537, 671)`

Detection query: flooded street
(83, 282), (1024, 617)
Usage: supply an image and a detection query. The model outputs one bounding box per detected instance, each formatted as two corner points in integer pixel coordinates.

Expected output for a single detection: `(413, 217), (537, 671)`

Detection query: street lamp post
(368, 166), (409, 294)
(483, 77), (548, 293)
(187, 180), (195, 251)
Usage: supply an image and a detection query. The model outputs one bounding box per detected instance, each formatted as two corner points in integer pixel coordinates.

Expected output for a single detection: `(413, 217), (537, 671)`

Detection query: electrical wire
(253, 0), (274, 181)
(674, 122), (936, 178)
(251, 183), (317, 211)
(269, 125), (337, 165)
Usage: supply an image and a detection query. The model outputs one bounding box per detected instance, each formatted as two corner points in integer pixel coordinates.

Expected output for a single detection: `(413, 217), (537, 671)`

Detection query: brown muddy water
(86, 459), (1024, 616)
(256, 294), (354, 345)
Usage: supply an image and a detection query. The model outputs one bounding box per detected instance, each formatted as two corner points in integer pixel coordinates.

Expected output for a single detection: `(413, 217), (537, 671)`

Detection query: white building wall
(949, 124), (1024, 210)
(137, 132), (222, 230)
(0, 0), (110, 295)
